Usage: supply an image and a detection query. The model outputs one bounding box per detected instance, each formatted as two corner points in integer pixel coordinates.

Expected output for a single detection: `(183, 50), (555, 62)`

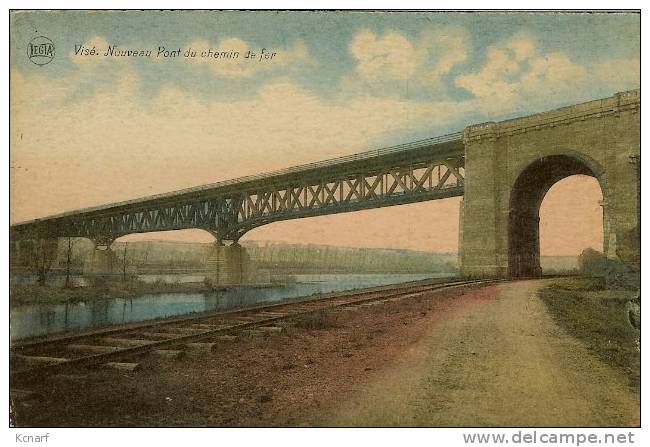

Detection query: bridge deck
(11, 131), (465, 243)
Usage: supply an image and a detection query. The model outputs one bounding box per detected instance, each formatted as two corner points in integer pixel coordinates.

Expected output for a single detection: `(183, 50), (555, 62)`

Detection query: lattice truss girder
(21, 159), (464, 244)
(235, 160), (464, 223)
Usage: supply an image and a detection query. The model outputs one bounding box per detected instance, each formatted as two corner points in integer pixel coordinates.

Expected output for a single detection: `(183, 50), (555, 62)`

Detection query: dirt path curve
(320, 280), (640, 427)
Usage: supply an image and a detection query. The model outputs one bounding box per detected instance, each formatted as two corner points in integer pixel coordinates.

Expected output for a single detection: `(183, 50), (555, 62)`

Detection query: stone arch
(507, 154), (605, 278)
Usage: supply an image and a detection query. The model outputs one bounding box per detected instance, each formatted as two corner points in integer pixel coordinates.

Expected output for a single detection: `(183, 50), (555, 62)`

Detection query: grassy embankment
(538, 277), (640, 392)
(9, 280), (212, 306)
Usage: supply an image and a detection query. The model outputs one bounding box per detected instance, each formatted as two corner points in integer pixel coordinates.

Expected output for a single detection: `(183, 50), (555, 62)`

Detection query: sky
(9, 11), (639, 255)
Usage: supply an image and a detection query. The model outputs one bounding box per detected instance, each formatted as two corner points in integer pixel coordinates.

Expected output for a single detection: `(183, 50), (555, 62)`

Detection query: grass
(538, 277), (640, 391)
(544, 276), (606, 291)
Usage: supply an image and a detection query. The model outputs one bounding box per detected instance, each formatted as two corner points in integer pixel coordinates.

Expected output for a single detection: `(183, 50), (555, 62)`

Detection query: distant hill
(13, 236), (577, 275)
(16, 238), (458, 275)
(241, 240), (458, 274)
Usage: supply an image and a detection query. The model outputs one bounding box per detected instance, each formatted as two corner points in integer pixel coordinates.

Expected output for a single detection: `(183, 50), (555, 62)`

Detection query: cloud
(418, 28), (469, 83)
(350, 29), (418, 81)
(347, 29), (637, 111)
(518, 52), (588, 94)
(348, 27), (469, 86)
(454, 35), (544, 101)
(507, 35), (536, 62)
(454, 34), (638, 112)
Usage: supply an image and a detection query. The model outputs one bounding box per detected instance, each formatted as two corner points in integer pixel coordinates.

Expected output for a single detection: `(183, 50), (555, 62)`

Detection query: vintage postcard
(7, 8), (641, 436)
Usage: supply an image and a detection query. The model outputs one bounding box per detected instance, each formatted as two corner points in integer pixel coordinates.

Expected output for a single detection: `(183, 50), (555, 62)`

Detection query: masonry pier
(83, 245), (117, 278)
(207, 243), (251, 286)
(460, 90), (640, 278)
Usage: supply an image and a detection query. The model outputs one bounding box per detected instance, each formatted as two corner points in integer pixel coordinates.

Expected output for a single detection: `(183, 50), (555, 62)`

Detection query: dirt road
(322, 280), (640, 427)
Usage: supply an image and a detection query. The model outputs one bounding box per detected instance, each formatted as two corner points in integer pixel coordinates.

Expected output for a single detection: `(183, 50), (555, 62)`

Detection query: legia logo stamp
(27, 36), (55, 65)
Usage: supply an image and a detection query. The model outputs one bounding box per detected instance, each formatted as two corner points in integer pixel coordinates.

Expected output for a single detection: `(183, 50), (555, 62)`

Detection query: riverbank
(537, 276), (640, 392)
(9, 281), (212, 306)
(10, 274), (449, 340)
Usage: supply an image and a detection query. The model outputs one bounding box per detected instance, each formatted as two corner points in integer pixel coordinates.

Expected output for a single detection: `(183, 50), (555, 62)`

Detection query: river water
(10, 273), (453, 341)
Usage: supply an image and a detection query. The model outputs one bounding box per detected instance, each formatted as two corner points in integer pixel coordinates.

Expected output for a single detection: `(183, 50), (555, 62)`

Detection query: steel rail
(11, 278), (495, 383)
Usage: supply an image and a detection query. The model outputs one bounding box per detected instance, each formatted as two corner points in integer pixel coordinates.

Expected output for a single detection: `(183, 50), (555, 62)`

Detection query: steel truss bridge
(11, 131), (465, 246)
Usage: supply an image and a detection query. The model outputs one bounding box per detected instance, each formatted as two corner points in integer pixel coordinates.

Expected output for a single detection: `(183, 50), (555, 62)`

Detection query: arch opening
(508, 155), (603, 279)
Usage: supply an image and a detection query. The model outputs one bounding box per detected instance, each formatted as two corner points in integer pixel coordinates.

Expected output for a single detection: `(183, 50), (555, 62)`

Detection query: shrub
(578, 248), (607, 276)
(578, 248), (637, 289)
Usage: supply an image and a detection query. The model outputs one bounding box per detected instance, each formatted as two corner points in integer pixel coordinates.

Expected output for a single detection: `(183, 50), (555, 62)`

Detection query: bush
(578, 248), (637, 289)
(578, 248), (607, 276)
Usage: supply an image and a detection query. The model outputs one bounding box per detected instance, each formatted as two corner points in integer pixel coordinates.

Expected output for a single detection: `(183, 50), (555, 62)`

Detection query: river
(10, 273), (453, 341)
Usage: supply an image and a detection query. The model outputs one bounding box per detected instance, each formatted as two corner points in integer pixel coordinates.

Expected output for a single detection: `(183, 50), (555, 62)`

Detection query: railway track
(10, 278), (495, 384)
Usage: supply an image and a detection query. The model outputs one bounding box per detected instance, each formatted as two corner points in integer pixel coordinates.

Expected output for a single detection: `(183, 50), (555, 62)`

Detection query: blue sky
(9, 11), (639, 252)
(12, 11), (639, 108)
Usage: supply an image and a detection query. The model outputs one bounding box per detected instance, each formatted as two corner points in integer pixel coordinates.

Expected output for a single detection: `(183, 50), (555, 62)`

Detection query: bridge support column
(602, 199), (618, 260)
(603, 102), (640, 268)
(207, 242), (250, 286)
(84, 245), (117, 278)
(460, 123), (509, 279)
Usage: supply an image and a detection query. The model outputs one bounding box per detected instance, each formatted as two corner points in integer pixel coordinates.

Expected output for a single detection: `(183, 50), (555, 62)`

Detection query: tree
(578, 248), (607, 277)
(121, 242), (129, 282)
(29, 238), (58, 286)
(138, 243), (151, 273)
(64, 237), (77, 289)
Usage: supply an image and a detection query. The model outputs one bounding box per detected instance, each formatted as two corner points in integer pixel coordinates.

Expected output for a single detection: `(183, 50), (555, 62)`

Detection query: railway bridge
(10, 89), (640, 283)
